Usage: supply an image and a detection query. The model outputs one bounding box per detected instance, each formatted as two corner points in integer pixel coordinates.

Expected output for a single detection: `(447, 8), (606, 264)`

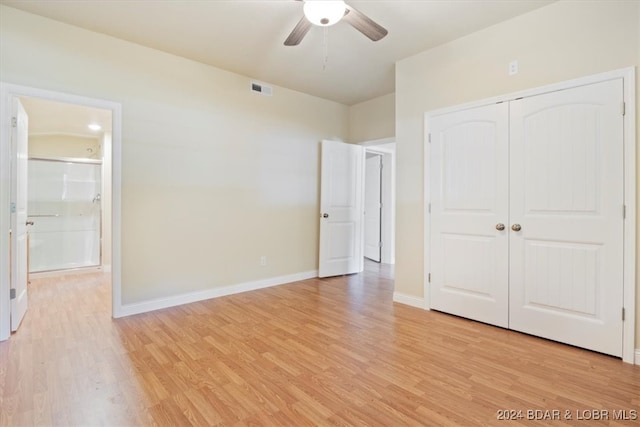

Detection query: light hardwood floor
(1, 262), (639, 426)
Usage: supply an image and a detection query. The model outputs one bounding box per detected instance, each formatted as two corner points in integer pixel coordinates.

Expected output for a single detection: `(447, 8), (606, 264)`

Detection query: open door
(364, 154), (382, 262)
(10, 97), (28, 331)
(318, 140), (364, 278)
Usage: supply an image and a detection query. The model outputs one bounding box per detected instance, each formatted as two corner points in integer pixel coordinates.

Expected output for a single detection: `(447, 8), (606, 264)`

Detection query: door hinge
(10, 288), (16, 300)
(623, 204), (626, 219)
(428, 273), (431, 283)
(378, 241), (383, 248)
(622, 307), (625, 321)
(428, 133), (431, 143)
(11, 117), (17, 127)
(622, 102), (626, 116)
(380, 162), (383, 170)
(428, 203), (431, 213)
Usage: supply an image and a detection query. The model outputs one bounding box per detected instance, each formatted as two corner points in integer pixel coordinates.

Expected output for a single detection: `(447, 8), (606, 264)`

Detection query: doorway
(317, 139), (396, 278)
(0, 83), (122, 340)
(364, 153), (382, 262)
(21, 97), (111, 275)
(363, 141), (395, 265)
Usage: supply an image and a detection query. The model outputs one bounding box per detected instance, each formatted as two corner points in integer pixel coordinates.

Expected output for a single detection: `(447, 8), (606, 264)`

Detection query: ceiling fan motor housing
(303, 1), (347, 27)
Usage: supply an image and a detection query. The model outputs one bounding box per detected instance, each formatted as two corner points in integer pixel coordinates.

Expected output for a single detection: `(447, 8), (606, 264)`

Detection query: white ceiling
(2, 0), (554, 105)
(19, 97), (113, 137)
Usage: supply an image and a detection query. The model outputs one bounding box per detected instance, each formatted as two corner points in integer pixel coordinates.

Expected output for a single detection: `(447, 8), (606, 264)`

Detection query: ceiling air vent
(250, 81), (272, 96)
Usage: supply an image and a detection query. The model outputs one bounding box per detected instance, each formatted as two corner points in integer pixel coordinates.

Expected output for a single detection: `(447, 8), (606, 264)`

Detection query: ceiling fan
(284, 0), (388, 46)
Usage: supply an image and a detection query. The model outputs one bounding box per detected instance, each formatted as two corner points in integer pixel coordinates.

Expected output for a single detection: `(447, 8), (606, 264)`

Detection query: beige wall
(0, 6), (349, 304)
(28, 134), (101, 159)
(348, 92), (395, 143)
(395, 0), (640, 346)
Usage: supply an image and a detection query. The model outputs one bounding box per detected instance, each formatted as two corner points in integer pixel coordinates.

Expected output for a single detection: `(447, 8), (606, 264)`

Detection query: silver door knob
(511, 224), (521, 232)
(322, 213), (329, 218)
(496, 223), (505, 231)
(26, 221), (34, 226)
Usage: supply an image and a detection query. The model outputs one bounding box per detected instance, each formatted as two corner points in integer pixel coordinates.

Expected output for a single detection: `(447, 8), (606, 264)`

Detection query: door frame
(0, 82), (123, 340)
(424, 67), (636, 363)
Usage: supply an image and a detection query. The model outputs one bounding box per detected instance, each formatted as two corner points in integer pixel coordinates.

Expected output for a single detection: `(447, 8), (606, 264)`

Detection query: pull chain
(322, 26), (329, 71)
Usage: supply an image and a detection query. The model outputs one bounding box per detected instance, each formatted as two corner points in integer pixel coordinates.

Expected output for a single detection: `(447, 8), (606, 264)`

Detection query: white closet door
(429, 103), (510, 327)
(509, 79), (624, 357)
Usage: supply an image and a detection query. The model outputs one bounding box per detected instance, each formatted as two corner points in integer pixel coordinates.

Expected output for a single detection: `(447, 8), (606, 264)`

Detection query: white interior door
(364, 154), (382, 262)
(509, 79), (624, 357)
(319, 140), (364, 278)
(429, 103), (510, 327)
(10, 97), (28, 331)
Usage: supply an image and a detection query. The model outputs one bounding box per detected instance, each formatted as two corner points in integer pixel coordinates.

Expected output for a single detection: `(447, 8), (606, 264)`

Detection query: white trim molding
(0, 82), (122, 340)
(635, 349), (640, 365)
(393, 292), (426, 309)
(424, 67), (636, 364)
(118, 270), (318, 317)
(357, 136), (395, 147)
(621, 67), (636, 365)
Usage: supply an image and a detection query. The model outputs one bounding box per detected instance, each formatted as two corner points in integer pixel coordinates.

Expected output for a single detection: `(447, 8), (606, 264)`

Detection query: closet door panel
(429, 102), (510, 327)
(509, 79), (624, 357)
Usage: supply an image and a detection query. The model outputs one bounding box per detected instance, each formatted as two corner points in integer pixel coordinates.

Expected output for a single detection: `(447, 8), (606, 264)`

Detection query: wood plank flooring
(1, 262), (639, 426)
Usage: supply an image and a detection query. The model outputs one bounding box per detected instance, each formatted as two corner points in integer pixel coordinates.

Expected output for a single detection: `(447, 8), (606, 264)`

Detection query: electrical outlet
(509, 60), (519, 76)
(260, 256), (267, 266)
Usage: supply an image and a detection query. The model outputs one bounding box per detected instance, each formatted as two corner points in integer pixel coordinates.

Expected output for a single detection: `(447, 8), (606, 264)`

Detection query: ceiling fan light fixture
(303, 0), (346, 27)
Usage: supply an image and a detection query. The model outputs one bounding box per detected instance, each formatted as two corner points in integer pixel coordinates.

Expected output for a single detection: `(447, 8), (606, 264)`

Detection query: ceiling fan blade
(284, 16), (312, 46)
(343, 5), (388, 42)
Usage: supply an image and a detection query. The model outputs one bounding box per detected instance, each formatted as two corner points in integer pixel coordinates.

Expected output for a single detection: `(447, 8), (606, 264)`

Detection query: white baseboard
(393, 292), (426, 309)
(119, 270), (318, 317)
(635, 349), (640, 365)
